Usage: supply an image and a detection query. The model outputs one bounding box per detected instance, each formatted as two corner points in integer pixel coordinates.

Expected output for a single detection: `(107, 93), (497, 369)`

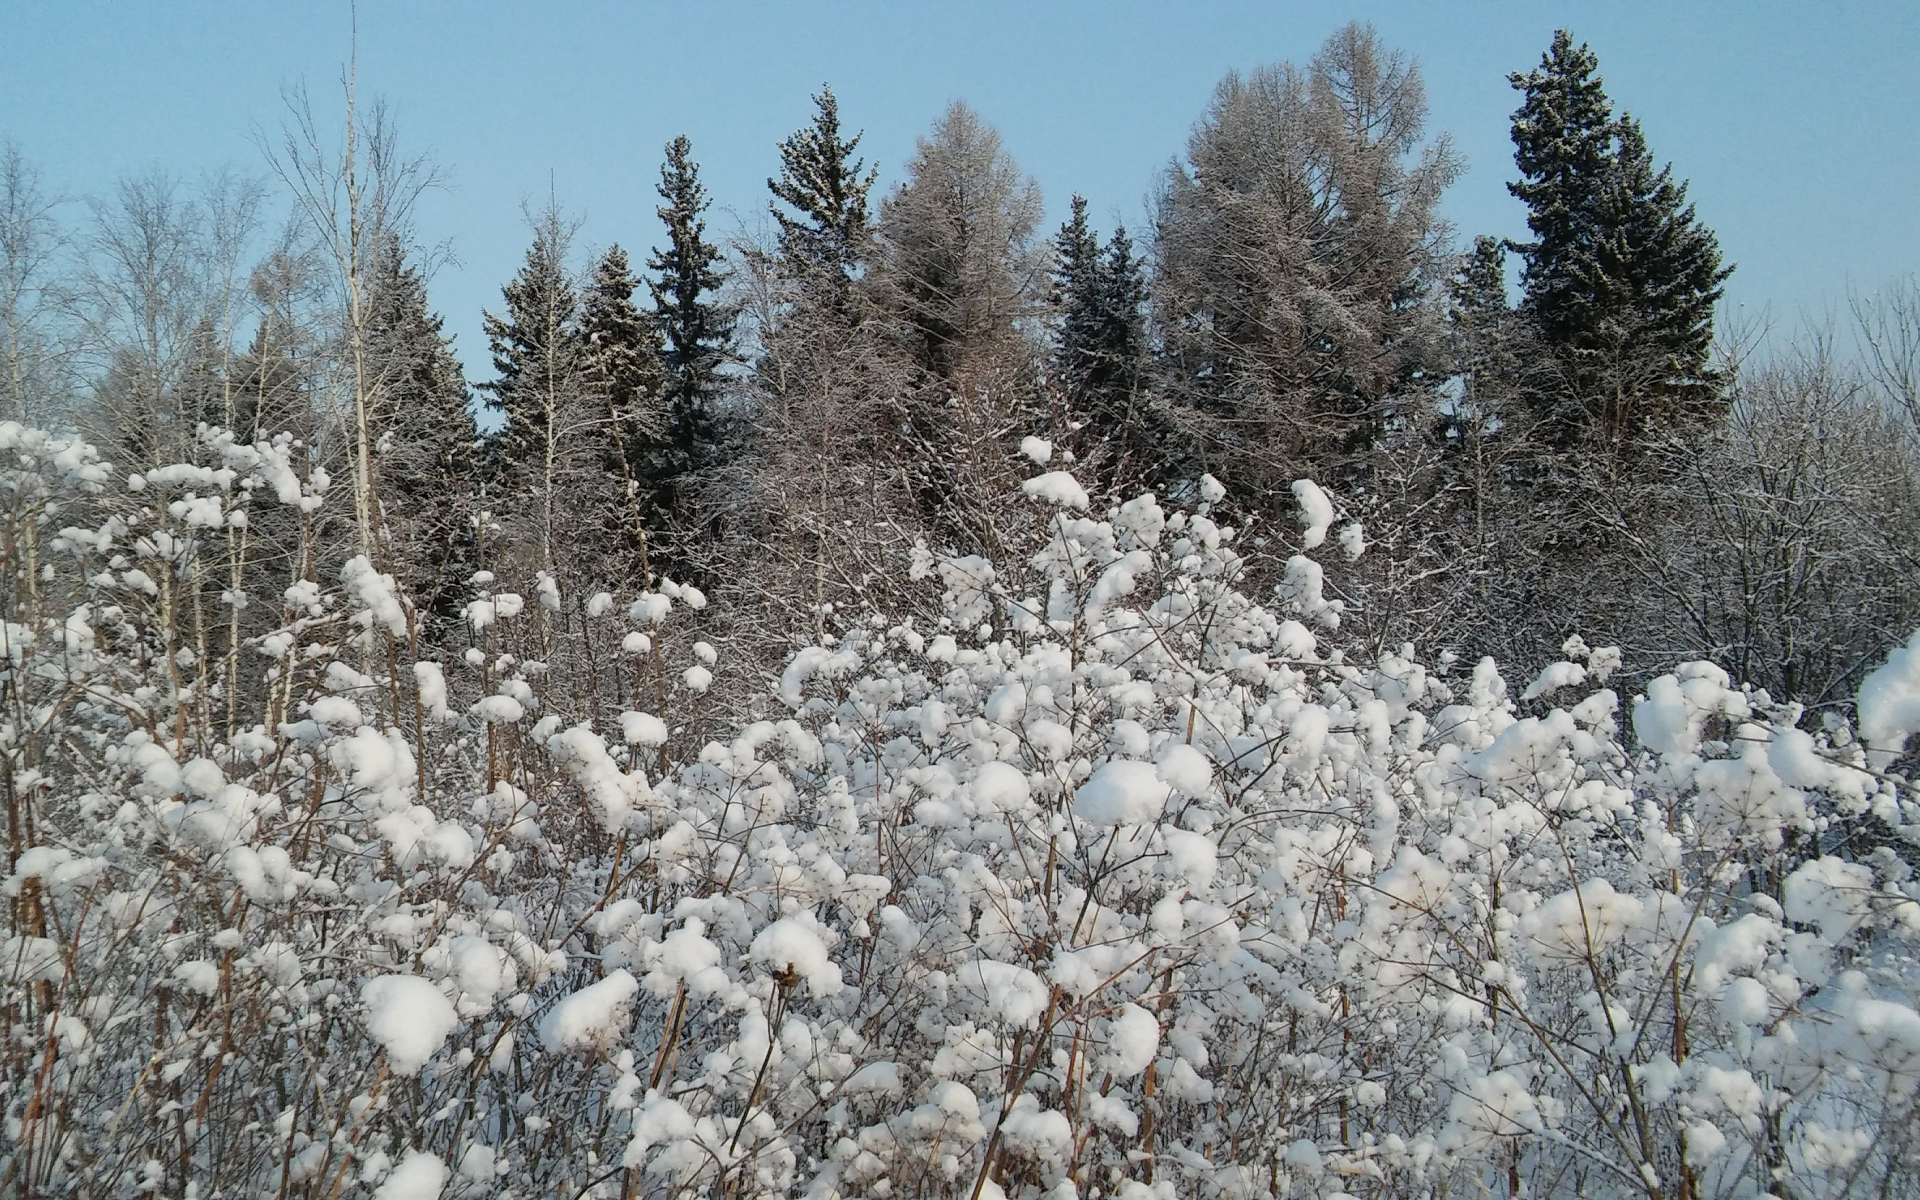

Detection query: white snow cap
(619, 710), (669, 747)
(362, 974), (458, 1075)
(371, 1151), (447, 1200)
(973, 760), (1032, 813)
(1858, 629), (1920, 767)
(1021, 471), (1090, 509)
(541, 969), (639, 1054)
(1019, 435), (1053, 465)
(1074, 760), (1171, 826)
(1291, 479), (1334, 550)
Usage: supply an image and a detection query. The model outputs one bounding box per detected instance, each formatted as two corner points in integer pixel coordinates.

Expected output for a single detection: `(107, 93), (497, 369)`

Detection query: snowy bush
(2, 422), (1917, 1198)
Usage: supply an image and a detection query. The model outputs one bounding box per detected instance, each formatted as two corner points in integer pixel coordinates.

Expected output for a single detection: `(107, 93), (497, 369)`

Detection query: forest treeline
(3, 24), (1920, 1200)
(3, 26), (1916, 705)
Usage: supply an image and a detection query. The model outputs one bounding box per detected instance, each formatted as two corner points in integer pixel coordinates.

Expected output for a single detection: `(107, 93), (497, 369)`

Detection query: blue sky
(3, 1), (1914, 373)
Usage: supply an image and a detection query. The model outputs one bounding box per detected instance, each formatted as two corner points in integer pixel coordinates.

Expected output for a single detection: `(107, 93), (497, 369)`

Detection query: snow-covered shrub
(2, 423), (1916, 1199)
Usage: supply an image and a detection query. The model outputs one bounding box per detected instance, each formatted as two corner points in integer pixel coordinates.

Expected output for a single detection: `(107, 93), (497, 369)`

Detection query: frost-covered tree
(871, 101), (1048, 554)
(1154, 22), (1461, 491)
(873, 101), (1046, 384)
(0, 144), (74, 423)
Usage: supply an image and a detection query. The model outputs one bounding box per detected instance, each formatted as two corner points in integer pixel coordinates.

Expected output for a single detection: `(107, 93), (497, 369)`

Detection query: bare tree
(0, 144), (74, 424)
(262, 65), (444, 558)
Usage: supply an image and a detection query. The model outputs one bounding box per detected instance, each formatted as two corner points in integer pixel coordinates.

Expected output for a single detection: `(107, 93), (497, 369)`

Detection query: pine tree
(1508, 31), (1732, 445)
(769, 86), (877, 290)
(481, 206), (584, 572)
(648, 136), (734, 485)
(580, 245), (666, 573)
(363, 234), (476, 619)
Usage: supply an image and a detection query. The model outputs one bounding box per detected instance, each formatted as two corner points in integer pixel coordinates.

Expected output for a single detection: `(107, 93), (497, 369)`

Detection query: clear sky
(3, 1), (1914, 375)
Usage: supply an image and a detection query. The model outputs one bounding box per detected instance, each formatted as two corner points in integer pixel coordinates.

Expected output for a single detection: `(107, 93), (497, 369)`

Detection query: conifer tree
(1572, 116), (1732, 436)
(580, 244), (665, 572)
(481, 206), (584, 572)
(363, 234), (476, 618)
(648, 136), (734, 486)
(769, 86), (877, 291)
(1507, 31), (1615, 351)
(1051, 197), (1154, 490)
(1508, 31), (1731, 444)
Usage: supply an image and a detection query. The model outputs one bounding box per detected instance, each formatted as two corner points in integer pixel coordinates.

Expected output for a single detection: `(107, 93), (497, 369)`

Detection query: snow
(1020, 470), (1090, 509)
(620, 710), (669, 747)
(1073, 760), (1171, 826)
(1858, 629), (1920, 767)
(371, 1151), (447, 1200)
(1019, 435), (1053, 465)
(972, 760), (1031, 812)
(1784, 856), (1875, 942)
(1154, 742), (1212, 795)
(749, 916), (843, 996)
(361, 975), (458, 1075)
(1104, 1003), (1159, 1077)
(541, 969), (639, 1054)
(1291, 479), (1334, 549)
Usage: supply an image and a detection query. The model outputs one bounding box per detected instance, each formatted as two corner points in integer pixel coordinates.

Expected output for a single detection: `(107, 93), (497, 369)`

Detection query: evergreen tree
(1571, 116), (1732, 437)
(1051, 197), (1154, 490)
(1508, 31), (1732, 445)
(648, 136), (734, 484)
(481, 206), (584, 572)
(1507, 31), (1615, 351)
(769, 86), (877, 290)
(580, 244), (666, 571)
(362, 234), (476, 618)
(1445, 235), (1523, 431)
(1050, 196), (1102, 392)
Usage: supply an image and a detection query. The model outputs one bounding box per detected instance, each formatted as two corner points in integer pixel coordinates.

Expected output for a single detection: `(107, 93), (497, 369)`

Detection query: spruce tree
(1050, 197), (1153, 489)
(363, 234), (476, 619)
(1051, 196), (1103, 395)
(1508, 31), (1732, 445)
(648, 136), (734, 484)
(580, 245), (666, 571)
(480, 206), (584, 571)
(769, 86), (877, 289)
(1571, 116), (1732, 435)
(1507, 31), (1615, 350)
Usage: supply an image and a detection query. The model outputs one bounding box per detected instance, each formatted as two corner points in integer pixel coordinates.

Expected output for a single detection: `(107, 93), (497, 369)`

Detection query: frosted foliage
(1, 428), (1917, 1200)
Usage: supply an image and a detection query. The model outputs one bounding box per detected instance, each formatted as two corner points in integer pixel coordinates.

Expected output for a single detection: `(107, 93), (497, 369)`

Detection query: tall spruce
(580, 244), (666, 572)
(480, 206), (583, 572)
(1051, 197), (1152, 490)
(1508, 31), (1731, 444)
(648, 136), (734, 485)
(363, 234), (476, 619)
(769, 86), (877, 291)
